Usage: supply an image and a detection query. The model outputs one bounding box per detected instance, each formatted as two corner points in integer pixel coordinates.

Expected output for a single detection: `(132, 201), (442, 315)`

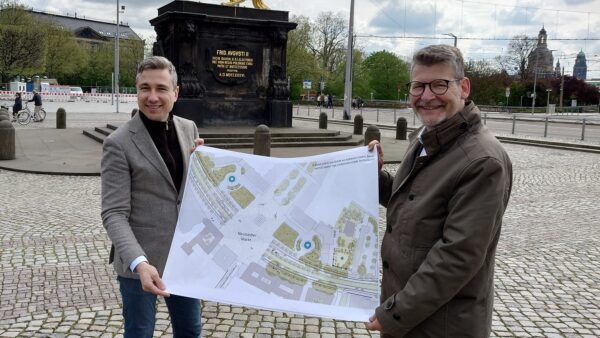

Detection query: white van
(69, 86), (83, 100)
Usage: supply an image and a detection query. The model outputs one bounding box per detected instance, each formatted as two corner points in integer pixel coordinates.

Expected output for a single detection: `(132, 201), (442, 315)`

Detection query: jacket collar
(416, 101), (481, 157)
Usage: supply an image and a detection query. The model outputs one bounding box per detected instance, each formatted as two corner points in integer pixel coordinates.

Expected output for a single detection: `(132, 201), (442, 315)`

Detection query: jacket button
(382, 261), (389, 269)
(408, 194), (415, 201)
(384, 298), (395, 310)
(393, 313), (401, 320)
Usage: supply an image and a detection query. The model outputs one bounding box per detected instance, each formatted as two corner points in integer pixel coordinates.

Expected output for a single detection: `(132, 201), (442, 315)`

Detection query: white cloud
(26, 0), (600, 77)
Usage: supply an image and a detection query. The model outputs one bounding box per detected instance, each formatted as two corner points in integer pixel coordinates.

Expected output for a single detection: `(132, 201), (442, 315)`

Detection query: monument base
(267, 100), (292, 127)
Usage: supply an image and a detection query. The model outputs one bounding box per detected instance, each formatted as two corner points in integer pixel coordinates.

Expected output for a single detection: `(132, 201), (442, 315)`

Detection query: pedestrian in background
(12, 92), (22, 121)
(367, 44), (513, 337)
(28, 90), (42, 120)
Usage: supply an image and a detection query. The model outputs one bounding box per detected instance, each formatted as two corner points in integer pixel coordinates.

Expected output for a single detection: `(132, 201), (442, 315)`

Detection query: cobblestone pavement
(1, 140), (599, 336)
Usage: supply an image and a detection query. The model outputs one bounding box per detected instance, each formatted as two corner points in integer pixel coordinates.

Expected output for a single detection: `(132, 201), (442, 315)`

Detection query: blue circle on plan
(304, 241), (312, 249)
(228, 176), (236, 182)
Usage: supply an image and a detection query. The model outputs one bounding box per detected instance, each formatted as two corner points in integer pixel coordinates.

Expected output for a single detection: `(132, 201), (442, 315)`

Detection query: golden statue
(222, 0), (269, 10)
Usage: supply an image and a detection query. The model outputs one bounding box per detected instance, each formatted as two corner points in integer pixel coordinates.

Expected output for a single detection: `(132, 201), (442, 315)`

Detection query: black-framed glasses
(407, 79), (462, 96)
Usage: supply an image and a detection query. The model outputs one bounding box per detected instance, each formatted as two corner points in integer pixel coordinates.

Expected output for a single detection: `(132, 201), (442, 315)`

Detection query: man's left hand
(191, 138), (204, 153)
(366, 314), (383, 332)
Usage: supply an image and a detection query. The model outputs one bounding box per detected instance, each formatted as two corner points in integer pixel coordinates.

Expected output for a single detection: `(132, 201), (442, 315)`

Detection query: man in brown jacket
(366, 45), (512, 337)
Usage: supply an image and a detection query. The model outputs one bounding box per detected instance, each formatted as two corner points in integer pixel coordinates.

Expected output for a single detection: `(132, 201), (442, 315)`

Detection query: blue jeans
(118, 276), (201, 338)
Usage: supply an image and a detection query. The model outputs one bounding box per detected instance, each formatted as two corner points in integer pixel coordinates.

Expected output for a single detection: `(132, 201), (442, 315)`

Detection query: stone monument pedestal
(151, 1), (296, 127)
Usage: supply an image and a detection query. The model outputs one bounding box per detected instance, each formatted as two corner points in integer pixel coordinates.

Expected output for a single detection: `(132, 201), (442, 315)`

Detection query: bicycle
(16, 102), (46, 125)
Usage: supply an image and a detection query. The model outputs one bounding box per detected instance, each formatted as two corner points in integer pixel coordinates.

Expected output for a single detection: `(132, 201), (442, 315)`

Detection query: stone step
(84, 124), (363, 148)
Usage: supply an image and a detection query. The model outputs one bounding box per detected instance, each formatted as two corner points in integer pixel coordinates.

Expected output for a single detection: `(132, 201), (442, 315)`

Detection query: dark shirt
(13, 97), (22, 112)
(139, 111), (184, 192)
(28, 93), (42, 106)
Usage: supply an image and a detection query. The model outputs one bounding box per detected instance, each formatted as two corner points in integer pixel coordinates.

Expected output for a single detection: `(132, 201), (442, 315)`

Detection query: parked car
(69, 87), (83, 100)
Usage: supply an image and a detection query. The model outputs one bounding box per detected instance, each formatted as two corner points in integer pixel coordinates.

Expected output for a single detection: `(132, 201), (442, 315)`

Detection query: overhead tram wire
(354, 35), (600, 42)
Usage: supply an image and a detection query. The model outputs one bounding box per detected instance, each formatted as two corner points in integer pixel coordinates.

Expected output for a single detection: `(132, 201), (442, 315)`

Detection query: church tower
(527, 27), (555, 78)
(573, 50), (587, 80)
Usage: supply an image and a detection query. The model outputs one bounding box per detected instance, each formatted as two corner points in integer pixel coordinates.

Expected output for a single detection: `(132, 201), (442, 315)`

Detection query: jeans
(118, 276), (201, 338)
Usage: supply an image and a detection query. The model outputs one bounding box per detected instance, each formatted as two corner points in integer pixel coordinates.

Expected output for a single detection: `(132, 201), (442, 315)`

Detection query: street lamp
(114, 1), (125, 113)
(342, 0), (355, 120)
(443, 33), (457, 47)
(546, 88), (552, 113)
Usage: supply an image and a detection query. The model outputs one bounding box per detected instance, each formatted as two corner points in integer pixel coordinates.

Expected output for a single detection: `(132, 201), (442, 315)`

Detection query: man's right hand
(135, 261), (170, 297)
(367, 140), (384, 173)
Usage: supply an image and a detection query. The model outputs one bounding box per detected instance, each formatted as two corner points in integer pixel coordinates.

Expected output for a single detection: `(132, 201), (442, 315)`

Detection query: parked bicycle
(15, 102), (46, 125)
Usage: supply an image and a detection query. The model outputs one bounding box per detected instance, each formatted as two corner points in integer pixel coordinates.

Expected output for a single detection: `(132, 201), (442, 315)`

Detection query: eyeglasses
(407, 79), (462, 96)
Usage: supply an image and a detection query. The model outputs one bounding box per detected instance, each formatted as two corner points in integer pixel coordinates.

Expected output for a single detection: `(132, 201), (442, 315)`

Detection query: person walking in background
(12, 92), (22, 121)
(101, 56), (204, 337)
(367, 44), (513, 337)
(27, 90), (42, 120)
(327, 93), (333, 108)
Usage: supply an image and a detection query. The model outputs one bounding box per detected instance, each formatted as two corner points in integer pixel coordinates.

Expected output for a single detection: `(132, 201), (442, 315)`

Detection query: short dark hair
(411, 45), (465, 79)
(135, 56), (178, 89)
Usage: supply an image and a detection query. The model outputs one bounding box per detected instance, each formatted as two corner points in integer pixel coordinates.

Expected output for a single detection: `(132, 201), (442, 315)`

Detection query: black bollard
(0, 110), (15, 160)
(56, 108), (66, 129)
(131, 108), (138, 118)
(254, 124), (271, 156)
(353, 114), (364, 135)
(364, 125), (381, 145)
(396, 117), (407, 140)
(319, 112), (328, 129)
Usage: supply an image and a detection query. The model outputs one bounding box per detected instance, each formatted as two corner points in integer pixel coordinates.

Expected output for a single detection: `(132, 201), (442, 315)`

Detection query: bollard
(353, 114), (364, 135)
(376, 108), (380, 122)
(254, 124), (271, 156)
(581, 118), (586, 141)
(544, 117), (548, 137)
(56, 108), (66, 129)
(131, 108), (138, 118)
(0, 110), (15, 160)
(364, 125), (381, 145)
(396, 117), (407, 140)
(319, 112), (328, 129)
(483, 112), (487, 125)
(393, 108), (397, 123)
(511, 115), (516, 134)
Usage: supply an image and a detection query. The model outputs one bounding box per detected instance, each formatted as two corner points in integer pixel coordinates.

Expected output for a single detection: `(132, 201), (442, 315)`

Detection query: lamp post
(114, 1), (125, 113)
(443, 33), (457, 47)
(342, 0), (355, 120)
(546, 88), (552, 113)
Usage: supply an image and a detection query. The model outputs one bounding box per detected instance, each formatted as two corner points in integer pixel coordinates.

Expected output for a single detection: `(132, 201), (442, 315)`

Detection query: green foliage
(0, 5), (46, 82)
(0, 2), (143, 87)
(363, 50), (409, 100)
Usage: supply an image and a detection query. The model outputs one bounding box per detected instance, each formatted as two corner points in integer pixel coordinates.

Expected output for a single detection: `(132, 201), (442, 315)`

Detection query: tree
(362, 50), (409, 100)
(0, 4), (46, 83)
(465, 59), (511, 105)
(495, 34), (536, 81)
(308, 12), (347, 74)
(286, 15), (319, 100)
(550, 76), (599, 105)
(44, 26), (88, 82)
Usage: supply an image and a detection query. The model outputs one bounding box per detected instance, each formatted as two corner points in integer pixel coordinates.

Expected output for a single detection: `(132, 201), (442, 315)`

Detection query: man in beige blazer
(101, 56), (203, 337)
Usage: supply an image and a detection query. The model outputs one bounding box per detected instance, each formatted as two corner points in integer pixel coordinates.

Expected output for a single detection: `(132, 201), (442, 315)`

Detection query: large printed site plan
(163, 146), (380, 321)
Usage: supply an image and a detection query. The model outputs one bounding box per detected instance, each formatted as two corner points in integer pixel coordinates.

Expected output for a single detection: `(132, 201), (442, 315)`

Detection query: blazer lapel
(173, 117), (193, 199)
(129, 114), (175, 190)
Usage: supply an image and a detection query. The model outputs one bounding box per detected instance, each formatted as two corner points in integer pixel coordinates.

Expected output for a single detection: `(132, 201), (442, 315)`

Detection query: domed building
(573, 50), (587, 80)
(527, 27), (555, 78)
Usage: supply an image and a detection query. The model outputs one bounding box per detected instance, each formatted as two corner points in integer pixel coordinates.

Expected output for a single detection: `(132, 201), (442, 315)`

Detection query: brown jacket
(376, 102), (512, 337)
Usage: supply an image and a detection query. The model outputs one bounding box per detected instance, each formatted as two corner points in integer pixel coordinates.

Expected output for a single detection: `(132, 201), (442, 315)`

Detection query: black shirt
(139, 111), (184, 193)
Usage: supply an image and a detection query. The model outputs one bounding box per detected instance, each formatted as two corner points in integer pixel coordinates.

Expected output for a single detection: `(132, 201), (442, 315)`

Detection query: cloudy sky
(27, 0), (600, 78)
